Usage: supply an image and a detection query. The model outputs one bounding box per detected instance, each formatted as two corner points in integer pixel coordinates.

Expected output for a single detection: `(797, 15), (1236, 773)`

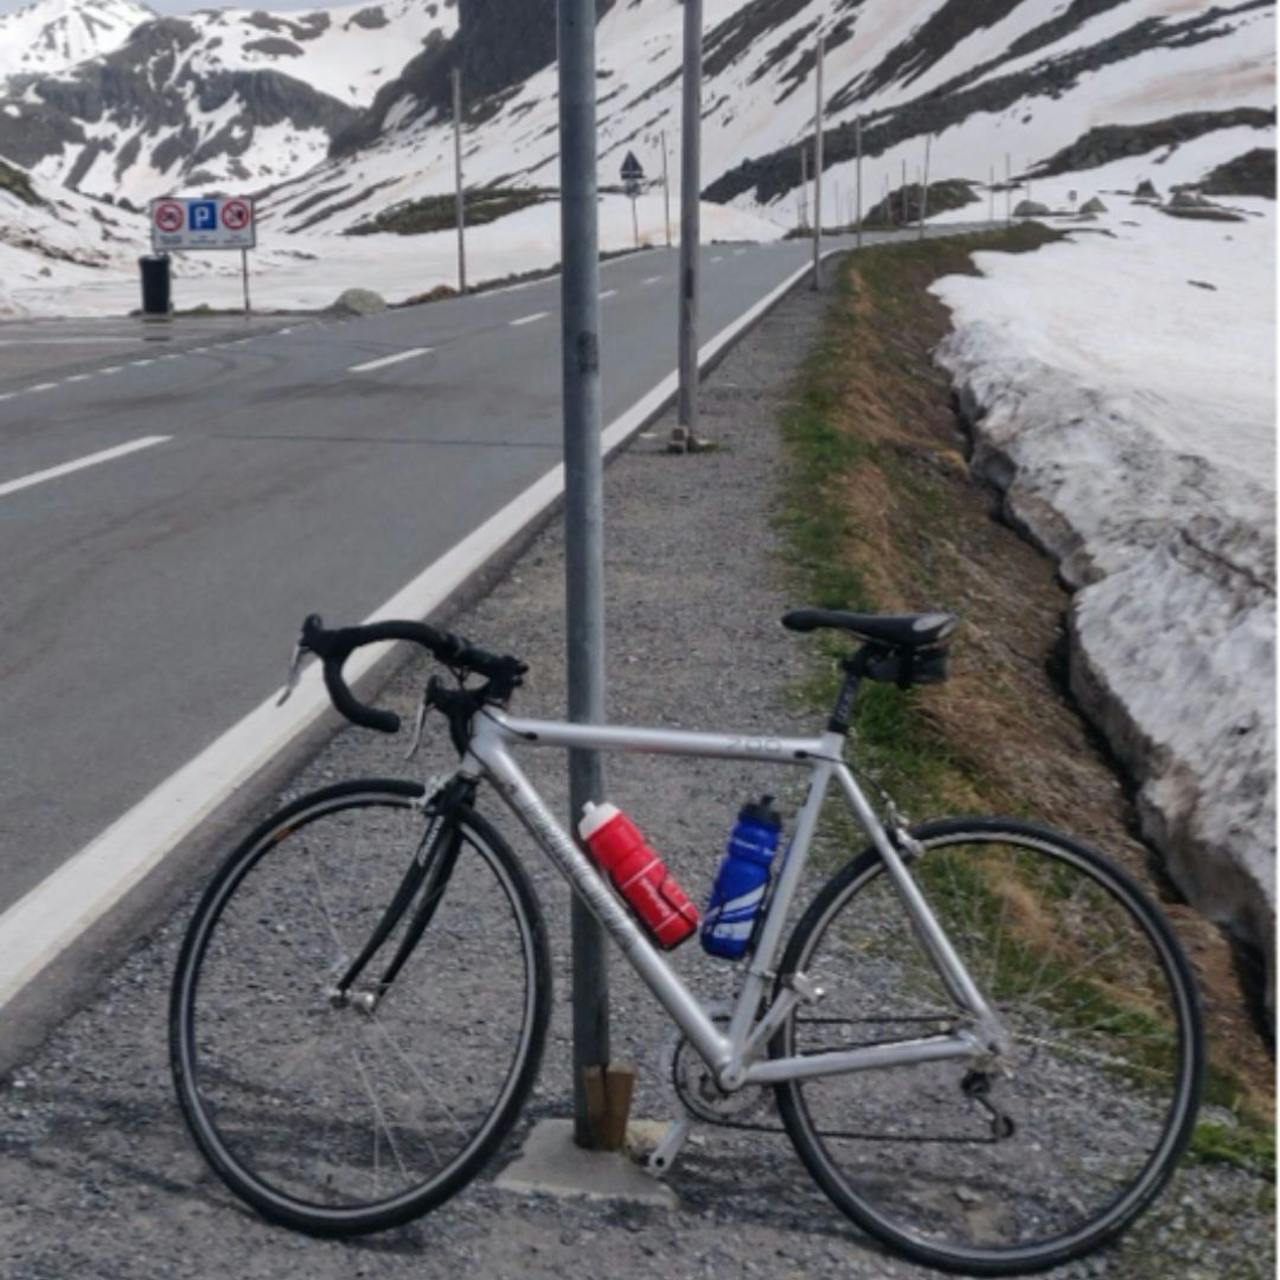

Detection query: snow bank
(931, 199), (1276, 997)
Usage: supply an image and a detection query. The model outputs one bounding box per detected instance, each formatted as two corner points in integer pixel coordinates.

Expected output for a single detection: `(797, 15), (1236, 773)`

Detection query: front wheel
(170, 779), (551, 1236)
(773, 817), (1203, 1275)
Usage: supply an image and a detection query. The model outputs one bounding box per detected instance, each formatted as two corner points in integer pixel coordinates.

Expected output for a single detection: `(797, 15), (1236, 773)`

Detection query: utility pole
(452, 67), (466, 293)
(918, 134), (930, 240)
(811, 32), (824, 290)
(673, 0), (702, 452)
(660, 128), (672, 248)
(855, 115), (863, 247)
(556, 0), (610, 1151)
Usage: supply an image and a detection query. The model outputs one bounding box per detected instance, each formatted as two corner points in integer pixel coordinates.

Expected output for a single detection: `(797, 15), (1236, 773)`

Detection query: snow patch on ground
(930, 196), (1276, 992)
(2, 192), (782, 317)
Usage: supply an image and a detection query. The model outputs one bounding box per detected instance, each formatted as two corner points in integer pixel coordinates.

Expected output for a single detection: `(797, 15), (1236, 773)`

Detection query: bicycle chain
(660, 1013), (1010, 1145)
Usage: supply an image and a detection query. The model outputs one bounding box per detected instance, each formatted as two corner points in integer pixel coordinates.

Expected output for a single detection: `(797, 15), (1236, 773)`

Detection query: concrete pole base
(494, 1118), (679, 1207)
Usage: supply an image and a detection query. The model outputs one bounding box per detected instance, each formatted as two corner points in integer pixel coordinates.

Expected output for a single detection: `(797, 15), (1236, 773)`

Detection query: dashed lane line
(0, 436), (171, 499)
(348, 347), (434, 374)
(509, 311), (550, 327)
(642, 276), (662, 285)
(599, 289), (618, 300)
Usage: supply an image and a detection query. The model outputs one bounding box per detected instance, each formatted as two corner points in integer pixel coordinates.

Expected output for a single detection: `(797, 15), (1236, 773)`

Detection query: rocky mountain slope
(0, 0), (151, 81)
(0, 0), (455, 203)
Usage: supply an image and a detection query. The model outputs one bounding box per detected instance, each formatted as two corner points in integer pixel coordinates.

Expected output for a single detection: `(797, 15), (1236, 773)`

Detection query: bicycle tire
(772, 817), (1203, 1275)
(170, 778), (551, 1236)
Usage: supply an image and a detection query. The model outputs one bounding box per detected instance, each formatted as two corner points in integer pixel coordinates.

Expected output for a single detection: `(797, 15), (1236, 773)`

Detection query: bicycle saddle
(782, 609), (957, 649)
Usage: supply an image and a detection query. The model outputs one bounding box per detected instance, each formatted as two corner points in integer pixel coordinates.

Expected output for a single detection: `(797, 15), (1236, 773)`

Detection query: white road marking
(0, 247), (840, 1018)
(99, 366), (123, 375)
(510, 311), (550, 327)
(0, 435), (170, 499)
(278, 328), (293, 335)
(733, 249), (746, 256)
(711, 255), (723, 263)
(349, 347), (433, 373)
(130, 359), (155, 367)
(642, 276), (662, 285)
(64, 374), (91, 383)
(28, 383), (57, 393)
(0, 338), (136, 347)
(599, 289), (618, 300)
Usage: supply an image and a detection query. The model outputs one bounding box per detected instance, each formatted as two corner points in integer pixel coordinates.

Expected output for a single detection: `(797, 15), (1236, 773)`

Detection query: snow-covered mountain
(0, 0), (1274, 306)
(0, 0), (454, 203)
(0, 0), (152, 81)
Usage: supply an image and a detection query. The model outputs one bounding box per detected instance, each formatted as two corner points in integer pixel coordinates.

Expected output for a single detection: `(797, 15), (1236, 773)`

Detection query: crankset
(656, 1007), (1019, 1144)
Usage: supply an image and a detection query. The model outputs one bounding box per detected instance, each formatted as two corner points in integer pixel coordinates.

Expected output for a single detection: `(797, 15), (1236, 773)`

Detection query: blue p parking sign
(188, 201), (218, 231)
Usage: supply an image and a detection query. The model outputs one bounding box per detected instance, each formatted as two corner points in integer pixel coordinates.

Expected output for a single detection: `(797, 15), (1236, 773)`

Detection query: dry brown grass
(803, 234), (1273, 1121)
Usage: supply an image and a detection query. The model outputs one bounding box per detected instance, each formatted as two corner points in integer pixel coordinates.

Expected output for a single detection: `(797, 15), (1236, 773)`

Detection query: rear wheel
(773, 818), (1203, 1275)
(170, 779), (550, 1236)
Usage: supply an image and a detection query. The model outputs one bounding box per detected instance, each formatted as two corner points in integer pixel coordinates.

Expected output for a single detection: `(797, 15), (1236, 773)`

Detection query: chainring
(657, 1002), (775, 1128)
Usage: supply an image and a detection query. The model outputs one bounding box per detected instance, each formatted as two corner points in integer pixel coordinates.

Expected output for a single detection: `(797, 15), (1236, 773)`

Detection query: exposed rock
(1201, 148), (1276, 200)
(1135, 178), (1159, 198)
(1033, 108), (1274, 178)
(1168, 189), (1210, 208)
(1159, 204), (1246, 223)
(0, 156), (44, 206)
(330, 287), (385, 315)
(860, 178), (978, 227)
(1013, 199), (1051, 217)
(1079, 196), (1107, 213)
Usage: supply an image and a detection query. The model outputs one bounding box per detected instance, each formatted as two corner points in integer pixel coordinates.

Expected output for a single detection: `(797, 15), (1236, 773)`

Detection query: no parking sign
(150, 196), (256, 251)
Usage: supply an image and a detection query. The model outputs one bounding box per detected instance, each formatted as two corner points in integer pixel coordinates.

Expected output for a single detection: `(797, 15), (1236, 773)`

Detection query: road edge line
(0, 247), (840, 1021)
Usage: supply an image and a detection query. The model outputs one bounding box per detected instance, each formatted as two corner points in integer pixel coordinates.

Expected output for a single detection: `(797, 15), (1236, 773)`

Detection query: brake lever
(404, 693), (429, 762)
(276, 641), (305, 707)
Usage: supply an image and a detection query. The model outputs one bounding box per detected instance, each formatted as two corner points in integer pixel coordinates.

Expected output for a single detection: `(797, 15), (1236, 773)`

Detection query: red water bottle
(577, 802), (699, 949)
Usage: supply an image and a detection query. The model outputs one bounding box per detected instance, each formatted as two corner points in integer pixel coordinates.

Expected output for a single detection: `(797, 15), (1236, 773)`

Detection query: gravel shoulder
(0, 272), (1271, 1280)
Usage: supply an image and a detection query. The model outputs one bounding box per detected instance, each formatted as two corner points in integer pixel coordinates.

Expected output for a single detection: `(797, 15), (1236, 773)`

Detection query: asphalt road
(0, 231), (936, 922)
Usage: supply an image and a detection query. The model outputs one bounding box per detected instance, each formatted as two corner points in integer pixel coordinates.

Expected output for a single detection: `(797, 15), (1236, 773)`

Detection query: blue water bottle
(701, 795), (783, 960)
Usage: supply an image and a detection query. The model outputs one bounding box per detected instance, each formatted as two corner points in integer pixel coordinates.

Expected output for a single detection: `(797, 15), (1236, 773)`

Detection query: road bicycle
(170, 609), (1203, 1276)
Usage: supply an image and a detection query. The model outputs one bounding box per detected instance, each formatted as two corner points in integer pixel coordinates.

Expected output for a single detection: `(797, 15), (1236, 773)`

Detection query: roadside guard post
(621, 150), (644, 250)
(148, 195), (257, 315)
(557, 0), (621, 1150)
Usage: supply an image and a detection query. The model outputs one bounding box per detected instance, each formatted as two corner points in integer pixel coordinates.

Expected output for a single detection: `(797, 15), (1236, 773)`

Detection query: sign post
(557, 0), (612, 1153)
(150, 196), (257, 314)
(620, 151), (644, 250)
(672, 0), (703, 453)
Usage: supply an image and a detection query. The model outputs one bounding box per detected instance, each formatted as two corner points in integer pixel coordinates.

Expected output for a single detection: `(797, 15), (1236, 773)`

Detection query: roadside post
(799, 143), (808, 230)
(901, 158), (907, 224)
(918, 135), (931, 241)
(148, 195), (255, 315)
(812, 32), (824, 289)
(855, 115), (863, 248)
(621, 151), (644, 250)
(671, 0), (703, 453)
(557, 0), (614, 1152)
(660, 128), (672, 247)
(452, 67), (467, 293)
(1005, 153), (1012, 225)
(989, 164), (996, 223)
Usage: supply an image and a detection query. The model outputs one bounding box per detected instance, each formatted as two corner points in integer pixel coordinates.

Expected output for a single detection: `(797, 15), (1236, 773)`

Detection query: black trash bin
(139, 254), (171, 316)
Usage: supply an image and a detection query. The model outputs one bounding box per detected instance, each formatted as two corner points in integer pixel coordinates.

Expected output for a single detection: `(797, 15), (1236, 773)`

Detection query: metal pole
(989, 163), (995, 223)
(855, 115), (863, 248)
(452, 67), (467, 293)
(900, 158), (907, 225)
(631, 193), (639, 249)
(660, 128), (672, 248)
(674, 0), (702, 449)
(556, 0), (609, 1151)
(241, 248), (250, 316)
(811, 32), (823, 290)
(919, 135), (930, 241)
(1005, 152), (1011, 225)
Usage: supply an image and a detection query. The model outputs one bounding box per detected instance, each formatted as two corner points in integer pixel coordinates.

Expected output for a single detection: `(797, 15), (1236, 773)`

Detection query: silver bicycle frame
(463, 707), (1003, 1089)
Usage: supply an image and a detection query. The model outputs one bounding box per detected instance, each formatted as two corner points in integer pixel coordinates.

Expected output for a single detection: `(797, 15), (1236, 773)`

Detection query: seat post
(827, 648), (869, 735)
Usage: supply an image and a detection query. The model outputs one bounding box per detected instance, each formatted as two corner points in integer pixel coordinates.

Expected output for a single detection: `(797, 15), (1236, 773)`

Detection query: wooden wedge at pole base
(581, 1062), (636, 1151)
